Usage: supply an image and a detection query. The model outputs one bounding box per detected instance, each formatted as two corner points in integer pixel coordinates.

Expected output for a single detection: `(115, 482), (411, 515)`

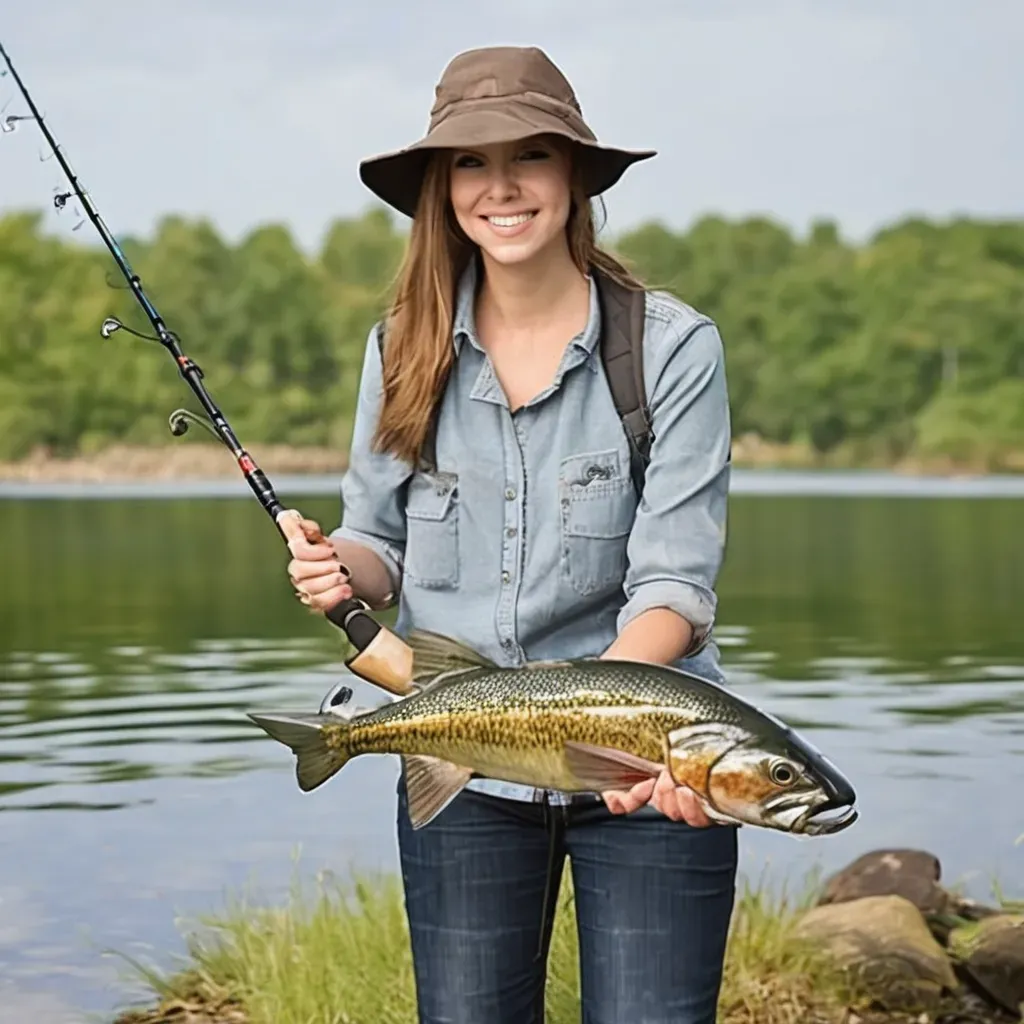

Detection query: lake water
(1, 472), (1022, 1023)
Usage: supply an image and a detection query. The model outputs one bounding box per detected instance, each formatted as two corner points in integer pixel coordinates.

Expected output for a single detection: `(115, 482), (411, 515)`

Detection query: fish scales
(246, 630), (859, 835)
(327, 661), (751, 788)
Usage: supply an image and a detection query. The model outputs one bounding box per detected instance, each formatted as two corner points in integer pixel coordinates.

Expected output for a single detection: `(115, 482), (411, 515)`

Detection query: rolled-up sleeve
(329, 323), (411, 597)
(616, 315), (732, 656)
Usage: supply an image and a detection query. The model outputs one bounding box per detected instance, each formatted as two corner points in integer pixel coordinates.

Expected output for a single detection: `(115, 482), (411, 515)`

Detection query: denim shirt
(331, 258), (732, 804)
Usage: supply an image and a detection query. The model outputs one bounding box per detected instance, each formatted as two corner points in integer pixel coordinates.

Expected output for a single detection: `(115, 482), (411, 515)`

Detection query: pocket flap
(559, 450), (635, 539)
(406, 472), (458, 521)
(559, 449), (623, 490)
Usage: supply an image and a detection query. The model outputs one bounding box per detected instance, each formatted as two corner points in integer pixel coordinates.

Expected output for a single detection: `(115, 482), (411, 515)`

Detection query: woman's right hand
(278, 510), (354, 614)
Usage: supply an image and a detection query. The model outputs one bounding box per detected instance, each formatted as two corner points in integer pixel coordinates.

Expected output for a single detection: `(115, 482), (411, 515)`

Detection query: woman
(282, 45), (737, 1024)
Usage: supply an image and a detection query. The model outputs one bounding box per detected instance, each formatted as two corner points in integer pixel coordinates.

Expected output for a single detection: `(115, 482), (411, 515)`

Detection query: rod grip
(275, 509), (415, 696)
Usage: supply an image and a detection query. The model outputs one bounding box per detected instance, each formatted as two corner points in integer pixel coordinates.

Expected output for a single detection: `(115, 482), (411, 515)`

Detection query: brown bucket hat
(359, 46), (656, 219)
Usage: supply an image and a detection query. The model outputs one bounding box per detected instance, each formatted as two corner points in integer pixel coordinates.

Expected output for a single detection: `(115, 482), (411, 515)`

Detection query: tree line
(1, 205), (1022, 468)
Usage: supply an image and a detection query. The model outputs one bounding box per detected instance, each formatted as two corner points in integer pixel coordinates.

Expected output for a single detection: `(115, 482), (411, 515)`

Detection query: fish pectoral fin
(406, 630), (497, 683)
(402, 754), (474, 829)
(563, 742), (664, 792)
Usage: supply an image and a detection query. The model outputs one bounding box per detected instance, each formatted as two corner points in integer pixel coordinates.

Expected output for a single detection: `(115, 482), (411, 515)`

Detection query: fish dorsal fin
(407, 630), (497, 683)
(402, 754), (474, 828)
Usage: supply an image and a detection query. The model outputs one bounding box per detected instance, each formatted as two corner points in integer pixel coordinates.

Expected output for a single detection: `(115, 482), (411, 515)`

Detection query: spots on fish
(322, 724), (352, 756)
(331, 660), (770, 795)
(352, 707), (671, 760)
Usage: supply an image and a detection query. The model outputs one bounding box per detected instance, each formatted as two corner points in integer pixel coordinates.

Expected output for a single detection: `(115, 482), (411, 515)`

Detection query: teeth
(487, 213), (534, 227)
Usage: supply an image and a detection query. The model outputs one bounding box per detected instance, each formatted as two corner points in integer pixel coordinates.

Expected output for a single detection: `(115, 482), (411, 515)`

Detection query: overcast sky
(2, 1), (1021, 254)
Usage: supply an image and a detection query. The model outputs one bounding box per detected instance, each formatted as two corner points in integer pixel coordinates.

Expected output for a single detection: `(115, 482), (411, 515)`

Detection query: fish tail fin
(247, 712), (351, 792)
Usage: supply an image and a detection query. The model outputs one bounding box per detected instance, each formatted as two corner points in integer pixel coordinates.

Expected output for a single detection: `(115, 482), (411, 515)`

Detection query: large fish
(247, 630), (858, 836)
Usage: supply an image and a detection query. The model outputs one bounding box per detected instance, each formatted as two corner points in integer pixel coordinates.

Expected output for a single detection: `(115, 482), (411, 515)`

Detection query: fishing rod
(0, 40), (414, 696)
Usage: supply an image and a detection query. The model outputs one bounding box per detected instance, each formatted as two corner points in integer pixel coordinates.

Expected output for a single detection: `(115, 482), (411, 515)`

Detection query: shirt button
(506, 526), (517, 538)
(501, 570), (511, 584)
(505, 487), (516, 500)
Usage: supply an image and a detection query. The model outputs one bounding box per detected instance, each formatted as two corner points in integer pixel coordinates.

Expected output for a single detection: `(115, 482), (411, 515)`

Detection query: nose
(484, 159), (519, 201)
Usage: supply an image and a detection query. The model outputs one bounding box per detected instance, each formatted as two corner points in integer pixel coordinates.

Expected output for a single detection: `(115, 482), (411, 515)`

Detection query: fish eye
(767, 759), (798, 786)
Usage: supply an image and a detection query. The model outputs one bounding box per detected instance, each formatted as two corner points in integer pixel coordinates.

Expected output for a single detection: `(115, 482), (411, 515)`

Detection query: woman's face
(448, 134), (573, 268)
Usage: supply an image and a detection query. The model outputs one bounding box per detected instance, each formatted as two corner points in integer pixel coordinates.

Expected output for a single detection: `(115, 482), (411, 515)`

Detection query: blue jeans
(396, 778), (739, 1024)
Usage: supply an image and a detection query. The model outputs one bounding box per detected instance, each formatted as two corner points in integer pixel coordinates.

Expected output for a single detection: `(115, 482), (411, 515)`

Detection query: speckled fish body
(335, 658), (744, 790)
(247, 630), (858, 837)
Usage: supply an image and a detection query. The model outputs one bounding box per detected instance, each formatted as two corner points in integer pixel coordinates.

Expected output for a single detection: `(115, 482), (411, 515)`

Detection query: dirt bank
(0, 435), (1021, 483)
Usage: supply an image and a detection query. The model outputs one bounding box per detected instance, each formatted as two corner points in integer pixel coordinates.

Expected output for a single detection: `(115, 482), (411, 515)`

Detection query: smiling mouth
(483, 212), (536, 228)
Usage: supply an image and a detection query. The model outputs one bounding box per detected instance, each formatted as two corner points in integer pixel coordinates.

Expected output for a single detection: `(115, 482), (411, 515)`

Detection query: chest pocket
(558, 449), (637, 597)
(404, 471), (459, 589)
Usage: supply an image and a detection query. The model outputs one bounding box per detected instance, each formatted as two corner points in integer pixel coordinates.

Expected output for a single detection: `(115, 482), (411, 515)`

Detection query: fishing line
(0, 41), (409, 676)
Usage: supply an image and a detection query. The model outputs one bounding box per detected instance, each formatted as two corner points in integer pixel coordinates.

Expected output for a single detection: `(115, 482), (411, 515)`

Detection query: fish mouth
(794, 802), (858, 836)
(764, 792), (858, 836)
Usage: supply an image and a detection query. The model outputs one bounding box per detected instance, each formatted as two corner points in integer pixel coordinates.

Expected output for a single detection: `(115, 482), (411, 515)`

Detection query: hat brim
(359, 100), (656, 219)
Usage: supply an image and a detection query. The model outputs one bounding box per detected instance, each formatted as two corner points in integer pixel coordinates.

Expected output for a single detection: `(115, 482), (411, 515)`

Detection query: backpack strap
(594, 271), (652, 496)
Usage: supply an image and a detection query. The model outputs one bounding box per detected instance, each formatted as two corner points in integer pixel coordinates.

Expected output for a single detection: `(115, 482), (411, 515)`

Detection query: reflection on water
(0, 487), (1022, 1021)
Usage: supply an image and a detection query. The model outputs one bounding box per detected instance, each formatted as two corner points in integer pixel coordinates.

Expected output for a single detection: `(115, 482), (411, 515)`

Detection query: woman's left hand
(602, 767), (715, 827)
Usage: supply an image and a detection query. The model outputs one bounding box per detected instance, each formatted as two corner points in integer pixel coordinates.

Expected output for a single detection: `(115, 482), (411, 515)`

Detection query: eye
(767, 759), (798, 786)
(453, 153), (483, 169)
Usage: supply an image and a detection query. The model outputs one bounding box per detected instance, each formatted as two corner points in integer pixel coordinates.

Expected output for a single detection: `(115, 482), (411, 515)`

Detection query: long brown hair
(372, 143), (646, 467)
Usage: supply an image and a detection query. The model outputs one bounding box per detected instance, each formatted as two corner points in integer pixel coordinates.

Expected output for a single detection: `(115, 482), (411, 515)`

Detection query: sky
(1, 1), (1021, 255)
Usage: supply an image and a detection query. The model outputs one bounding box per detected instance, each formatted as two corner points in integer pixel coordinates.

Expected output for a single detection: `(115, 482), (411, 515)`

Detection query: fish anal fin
(406, 630), (497, 683)
(402, 754), (474, 828)
(563, 741), (663, 792)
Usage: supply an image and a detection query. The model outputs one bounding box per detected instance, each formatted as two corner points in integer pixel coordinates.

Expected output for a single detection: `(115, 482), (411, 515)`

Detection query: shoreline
(1, 437), (1022, 484)
(106, 850), (1022, 1024)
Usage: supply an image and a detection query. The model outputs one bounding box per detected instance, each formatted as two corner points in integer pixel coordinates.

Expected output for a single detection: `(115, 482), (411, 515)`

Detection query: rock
(929, 896), (1005, 948)
(949, 914), (1024, 1017)
(819, 848), (953, 917)
(795, 894), (958, 1013)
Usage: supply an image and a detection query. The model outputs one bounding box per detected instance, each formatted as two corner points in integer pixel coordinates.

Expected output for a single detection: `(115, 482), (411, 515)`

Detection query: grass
(110, 866), (865, 1024)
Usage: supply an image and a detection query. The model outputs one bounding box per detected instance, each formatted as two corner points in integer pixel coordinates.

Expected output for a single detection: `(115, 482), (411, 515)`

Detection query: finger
(291, 542), (340, 566)
(299, 517), (327, 545)
(653, 766), (679, 801)
(276, 509), (307, 544)
(628, 777), (657, 806)
(602, 778), (655, 815)
(289, 557), (349, 584)
(296, 582), (354, 614)
(278, 509), (326, 545)
(675, 788), (714, 828)
(278, 510), (334, 559)
(657, 784), (712, 828)
(650, 768), (680, 818)
(651, 784), (686, 822)
(298, 570), (351, 597)
(603, 791), (627, 814)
